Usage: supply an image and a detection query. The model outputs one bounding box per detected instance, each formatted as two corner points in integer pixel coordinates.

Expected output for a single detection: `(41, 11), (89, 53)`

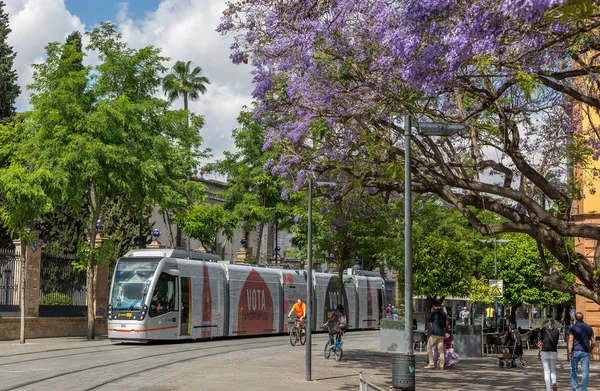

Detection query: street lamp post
(306, 178), (337, 382)
(480, 239), (511, 330)
(306, 177), (313, 382)
(403, 117), (466, 358)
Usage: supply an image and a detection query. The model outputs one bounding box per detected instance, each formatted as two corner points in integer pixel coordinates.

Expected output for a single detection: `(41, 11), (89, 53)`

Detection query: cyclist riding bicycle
(323, 304), (346, 349)
(288, 298), (306, 329)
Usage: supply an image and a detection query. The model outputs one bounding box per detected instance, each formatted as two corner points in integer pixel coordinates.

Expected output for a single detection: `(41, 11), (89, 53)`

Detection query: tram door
(180, 277), (191, 336)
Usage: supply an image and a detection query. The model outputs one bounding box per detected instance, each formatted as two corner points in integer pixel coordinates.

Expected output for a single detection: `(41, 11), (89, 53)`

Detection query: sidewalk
(0, 332), (597, 390)
(350, 344), (600, 390)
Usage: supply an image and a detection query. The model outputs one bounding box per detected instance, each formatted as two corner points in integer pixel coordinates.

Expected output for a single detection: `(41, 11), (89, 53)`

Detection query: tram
(107, 249), (393, 342)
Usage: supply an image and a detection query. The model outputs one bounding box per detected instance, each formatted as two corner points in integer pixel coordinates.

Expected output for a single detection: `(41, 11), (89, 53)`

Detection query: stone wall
(0, 317), (107, 340)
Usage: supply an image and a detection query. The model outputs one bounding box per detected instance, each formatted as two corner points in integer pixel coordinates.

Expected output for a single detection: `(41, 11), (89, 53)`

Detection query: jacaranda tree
(219, 0), (600, 303)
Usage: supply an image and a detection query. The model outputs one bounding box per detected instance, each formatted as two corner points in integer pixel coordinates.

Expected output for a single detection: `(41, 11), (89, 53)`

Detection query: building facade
(150, 178), (298, 265)
(573, 105), (600, 349)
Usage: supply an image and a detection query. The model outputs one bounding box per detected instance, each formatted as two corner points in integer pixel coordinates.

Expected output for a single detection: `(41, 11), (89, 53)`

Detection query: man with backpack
(323, 304), (347, 349)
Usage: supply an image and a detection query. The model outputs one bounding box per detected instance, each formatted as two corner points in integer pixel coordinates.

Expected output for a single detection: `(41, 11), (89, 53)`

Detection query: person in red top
(288, 298), (306, 329)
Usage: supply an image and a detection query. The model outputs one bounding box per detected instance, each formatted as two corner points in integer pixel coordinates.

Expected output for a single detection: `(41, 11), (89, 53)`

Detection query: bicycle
(324, 329), (344, 362)
(288, 317), (306, 346)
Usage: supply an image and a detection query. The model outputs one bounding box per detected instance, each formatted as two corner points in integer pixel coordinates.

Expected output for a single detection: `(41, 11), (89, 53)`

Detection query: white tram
(107, 249), (393, 342)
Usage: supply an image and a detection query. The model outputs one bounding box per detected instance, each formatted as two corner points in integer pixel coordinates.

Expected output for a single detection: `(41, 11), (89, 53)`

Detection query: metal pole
(404, 115), (413, 354)
(306, 176), (313, 381)
(275, 218), (278, 264)
(494, 239), (498, 330)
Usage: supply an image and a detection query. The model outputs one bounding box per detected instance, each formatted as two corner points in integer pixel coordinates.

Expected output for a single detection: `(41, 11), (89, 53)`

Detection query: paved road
(1, 331), (599, 390)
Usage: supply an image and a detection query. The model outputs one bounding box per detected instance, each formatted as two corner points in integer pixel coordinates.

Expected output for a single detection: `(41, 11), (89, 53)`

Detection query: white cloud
(6, 0), (253, 160)
(116, 0), (253, 159)
(6, 0), (85, 110)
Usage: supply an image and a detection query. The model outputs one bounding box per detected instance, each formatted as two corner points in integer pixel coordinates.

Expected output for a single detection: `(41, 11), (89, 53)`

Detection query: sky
(4, 0), (253, 163)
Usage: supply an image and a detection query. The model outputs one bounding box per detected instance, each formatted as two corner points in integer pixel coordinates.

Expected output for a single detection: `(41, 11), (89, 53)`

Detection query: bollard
(392, 354), (415, 390)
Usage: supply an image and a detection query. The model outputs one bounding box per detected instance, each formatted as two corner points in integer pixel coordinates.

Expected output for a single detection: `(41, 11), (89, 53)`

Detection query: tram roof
(122, 248), (221, 262)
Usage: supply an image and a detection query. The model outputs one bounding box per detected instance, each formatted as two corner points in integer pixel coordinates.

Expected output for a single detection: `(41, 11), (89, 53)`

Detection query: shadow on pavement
(320, 349), (598, 391)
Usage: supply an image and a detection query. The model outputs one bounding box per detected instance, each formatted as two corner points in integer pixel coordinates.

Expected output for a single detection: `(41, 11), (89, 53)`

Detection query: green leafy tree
(38, 202), (88, 254)
(19, 23), (204, 339)
(177, 202), (238, 254)
(0, 1), (20, 121)
(412, 236), (473, 301)
(209, 110), (290, 260)
(290, 187), (392, 302)
(0, 115), (53, 343)
(480, 234), (573, 325)
(385, 198), (483, 314)
(99, 195), (153, 257)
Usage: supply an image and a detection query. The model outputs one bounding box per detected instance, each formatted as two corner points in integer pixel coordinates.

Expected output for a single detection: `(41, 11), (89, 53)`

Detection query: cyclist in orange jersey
(288, 298), (306, 329)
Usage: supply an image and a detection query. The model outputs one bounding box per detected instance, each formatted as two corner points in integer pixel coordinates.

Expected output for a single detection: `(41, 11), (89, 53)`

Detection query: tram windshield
(110, 259), (160, 310)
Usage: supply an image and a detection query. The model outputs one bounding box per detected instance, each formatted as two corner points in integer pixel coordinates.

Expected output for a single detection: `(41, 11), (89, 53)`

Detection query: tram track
(0, 337), (288, 391)
(0, 342), (116, 359)
(0, 344), (145, 367)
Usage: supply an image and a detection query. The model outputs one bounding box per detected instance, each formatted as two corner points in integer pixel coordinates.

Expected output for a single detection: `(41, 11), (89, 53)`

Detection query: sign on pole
(489, 279), (503, 297)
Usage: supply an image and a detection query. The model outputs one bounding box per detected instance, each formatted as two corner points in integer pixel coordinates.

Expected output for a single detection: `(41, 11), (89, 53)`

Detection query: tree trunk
(138, 215), (145, 248)
(266, 222), (274, 263)
(337, 266), (344, 305)
(86, 250), (96, 340)
(87, 198), (103, 340)
(161, 210), (175, 248)
(510, 305), (518, 326)
(176, 91), (189, 249)
(255, 222), (264, 263)
(529, 304), (534, 328)
(19, 241), (26, 344)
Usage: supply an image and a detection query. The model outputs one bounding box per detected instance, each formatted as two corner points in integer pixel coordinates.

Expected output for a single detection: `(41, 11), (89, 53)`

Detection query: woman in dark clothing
(323, 304), (346, 348)
(540, 317), (560, 391)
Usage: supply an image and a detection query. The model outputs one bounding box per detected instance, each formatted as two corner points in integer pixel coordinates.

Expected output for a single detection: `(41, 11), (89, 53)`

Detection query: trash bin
(392, 354), (415, 390)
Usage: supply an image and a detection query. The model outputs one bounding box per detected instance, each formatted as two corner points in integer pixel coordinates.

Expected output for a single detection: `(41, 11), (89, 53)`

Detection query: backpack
(338, 313), (347, 329)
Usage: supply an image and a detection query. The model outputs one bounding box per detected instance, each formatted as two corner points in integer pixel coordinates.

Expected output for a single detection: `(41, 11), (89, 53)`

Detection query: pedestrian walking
(568, 312), (594, 391)
(539, 316), (560, 391)
(424, 299), (447, 370)
(432, 321), (460, 368)
(385, 304), (392, 319)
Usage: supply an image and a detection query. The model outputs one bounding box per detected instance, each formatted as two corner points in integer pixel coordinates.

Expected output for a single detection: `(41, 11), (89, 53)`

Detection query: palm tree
(162, 61), (209, 248)
(162, 60), (210, 123)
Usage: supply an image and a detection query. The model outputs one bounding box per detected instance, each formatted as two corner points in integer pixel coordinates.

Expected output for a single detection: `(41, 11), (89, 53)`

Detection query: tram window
(149, 273), (177, 317)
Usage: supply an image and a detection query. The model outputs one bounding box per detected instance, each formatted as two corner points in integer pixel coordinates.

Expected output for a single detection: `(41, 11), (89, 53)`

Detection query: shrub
(39, 292), (72, 306)
(455, 324), (482, 335)
(381, 318), (405, 330)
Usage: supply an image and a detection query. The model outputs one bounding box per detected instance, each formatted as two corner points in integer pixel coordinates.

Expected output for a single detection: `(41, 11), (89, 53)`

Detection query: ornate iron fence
(40, 253), (86, 306)
(0, 248), (18, 307)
